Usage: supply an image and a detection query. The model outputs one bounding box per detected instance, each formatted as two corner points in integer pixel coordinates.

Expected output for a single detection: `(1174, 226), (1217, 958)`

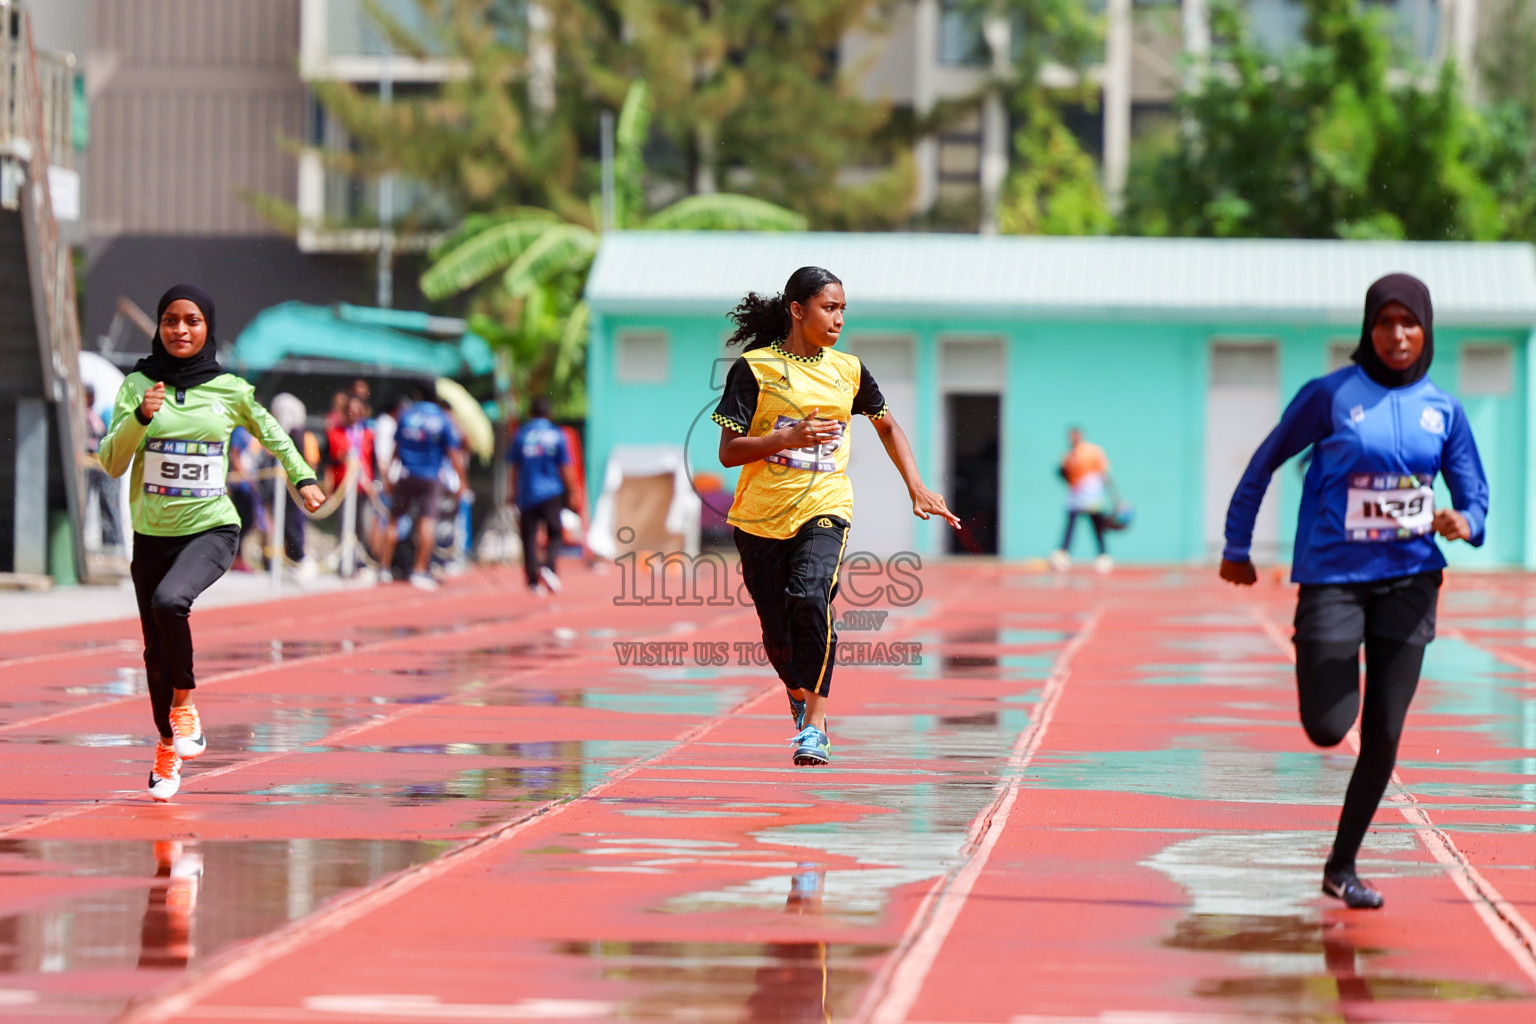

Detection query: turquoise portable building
(584, 233), (1536, 567)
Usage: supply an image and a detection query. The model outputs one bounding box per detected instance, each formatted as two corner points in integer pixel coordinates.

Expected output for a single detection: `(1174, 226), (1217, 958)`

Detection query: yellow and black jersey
(712, 342), (888, 540)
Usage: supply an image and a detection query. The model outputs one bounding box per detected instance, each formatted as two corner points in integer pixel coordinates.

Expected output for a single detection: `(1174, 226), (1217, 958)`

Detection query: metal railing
(0, 2), (72, 176)
(1, 0), (94, 582)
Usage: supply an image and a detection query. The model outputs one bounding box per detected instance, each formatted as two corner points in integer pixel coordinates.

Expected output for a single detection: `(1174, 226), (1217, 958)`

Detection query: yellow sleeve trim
(866, 404), (889, 421)
(712, 412), (747, 433)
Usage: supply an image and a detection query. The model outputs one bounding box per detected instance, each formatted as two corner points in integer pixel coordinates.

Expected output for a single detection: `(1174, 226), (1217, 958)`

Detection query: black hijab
(133, 283), (226, 389)
(1351, 273), (1434, 388)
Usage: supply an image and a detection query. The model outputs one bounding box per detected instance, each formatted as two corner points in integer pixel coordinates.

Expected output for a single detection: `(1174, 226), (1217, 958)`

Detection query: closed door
(843, 337), (915, 556)
(1205, 342), (1280, 560)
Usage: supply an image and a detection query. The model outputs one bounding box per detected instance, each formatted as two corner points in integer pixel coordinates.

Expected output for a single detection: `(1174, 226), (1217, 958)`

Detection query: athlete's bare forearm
(875, 414), (961, 528)
(873, 414), (922, 492)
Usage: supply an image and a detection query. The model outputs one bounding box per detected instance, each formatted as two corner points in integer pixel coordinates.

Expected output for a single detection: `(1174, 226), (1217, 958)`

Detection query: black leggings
(519, 496), (564, 586)
(131, 526), (238, 739)
(1294, 570), (1440, 870)
(1061, 510), (1107, 555)
(735, 516), (849, 699)
(1297, 637), (1424, 870)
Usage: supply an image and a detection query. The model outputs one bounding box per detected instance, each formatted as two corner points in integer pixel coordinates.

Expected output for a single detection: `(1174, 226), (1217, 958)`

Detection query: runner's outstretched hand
(299, 484), (325, 513)
(911, 485), (961, 528)
(1219, 558), (1257, 586)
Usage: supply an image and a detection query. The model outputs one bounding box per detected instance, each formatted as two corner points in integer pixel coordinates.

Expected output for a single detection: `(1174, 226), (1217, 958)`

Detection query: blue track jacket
(1224, 366), (1488, 585)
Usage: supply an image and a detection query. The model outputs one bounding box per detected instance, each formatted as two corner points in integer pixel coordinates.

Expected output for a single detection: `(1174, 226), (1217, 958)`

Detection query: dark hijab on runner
(1220, 272), (1488, 910)
(99, 284), (324, 803)
(134, 283), (226, 389)
(1351, 273), (1434, 388)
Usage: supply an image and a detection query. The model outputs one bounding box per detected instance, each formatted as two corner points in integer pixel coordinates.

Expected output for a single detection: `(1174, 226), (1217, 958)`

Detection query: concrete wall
(590, 311), (1532, 567)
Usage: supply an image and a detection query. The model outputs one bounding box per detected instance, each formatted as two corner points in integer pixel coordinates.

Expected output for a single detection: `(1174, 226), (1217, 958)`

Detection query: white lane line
(0, 585), (587, 736)
(1252, 607), (1536, 990)
(0, 701), (437, 839)
(859, 608), (1106, 1024)
(113, 681), (780, 1024)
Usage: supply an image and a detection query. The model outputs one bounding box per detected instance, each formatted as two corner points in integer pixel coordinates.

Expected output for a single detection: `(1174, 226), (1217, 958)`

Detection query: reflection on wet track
(1, 566), (1535, 1022)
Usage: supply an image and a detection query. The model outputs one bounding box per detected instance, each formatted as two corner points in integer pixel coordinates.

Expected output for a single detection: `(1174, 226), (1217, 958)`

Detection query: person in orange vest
(1050, 426), (1114, 574)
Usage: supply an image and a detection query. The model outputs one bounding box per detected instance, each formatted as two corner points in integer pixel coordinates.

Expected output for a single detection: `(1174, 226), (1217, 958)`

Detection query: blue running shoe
(790, 725), (830, 766)
(787, 692), (806, 729)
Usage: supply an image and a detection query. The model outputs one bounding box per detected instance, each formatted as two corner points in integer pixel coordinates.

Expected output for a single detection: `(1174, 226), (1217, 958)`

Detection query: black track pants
(131, 526), (238, 739)
(519, 496), (564, 586)
(1293, 570), (1440, 870)
(734, 516), (850, 699)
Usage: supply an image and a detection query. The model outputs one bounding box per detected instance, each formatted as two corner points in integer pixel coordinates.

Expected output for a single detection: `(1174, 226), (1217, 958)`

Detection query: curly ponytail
(725, 292), (790, 351)
(725, 266), (842, 351)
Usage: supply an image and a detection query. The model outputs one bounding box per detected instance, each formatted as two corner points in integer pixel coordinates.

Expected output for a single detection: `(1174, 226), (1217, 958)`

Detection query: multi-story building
(75, 0), (1497, 348)
(847, 0), (1485, 232)
(81, 0), (391, 348)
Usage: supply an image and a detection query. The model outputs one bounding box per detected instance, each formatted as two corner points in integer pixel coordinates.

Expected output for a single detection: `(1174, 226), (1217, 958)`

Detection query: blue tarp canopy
(232, 302), (495, 379)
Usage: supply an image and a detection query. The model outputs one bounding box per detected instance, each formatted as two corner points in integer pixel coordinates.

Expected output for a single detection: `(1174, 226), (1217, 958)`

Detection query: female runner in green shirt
(98, 284), (325, 801)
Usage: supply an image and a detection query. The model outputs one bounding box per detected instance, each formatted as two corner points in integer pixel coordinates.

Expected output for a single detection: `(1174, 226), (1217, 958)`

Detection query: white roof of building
(586, 232), (1536, 327)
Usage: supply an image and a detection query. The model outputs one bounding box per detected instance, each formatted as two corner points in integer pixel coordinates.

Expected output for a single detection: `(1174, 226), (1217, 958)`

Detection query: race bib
(764, 415), (843, 473)
(143, 439), (227, 497)
(1344, 473), (1434, 542)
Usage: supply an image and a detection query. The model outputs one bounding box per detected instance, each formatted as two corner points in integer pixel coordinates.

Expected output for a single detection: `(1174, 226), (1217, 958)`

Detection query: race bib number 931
(1345, 473), (1434, 542)
(144, 439), (227, 497)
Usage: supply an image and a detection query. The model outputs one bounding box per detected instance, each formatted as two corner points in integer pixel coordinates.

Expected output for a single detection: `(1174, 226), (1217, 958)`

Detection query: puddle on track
(553, 939), (889, 1023)
(1146, 831), (1531, 1018)
(0, 837), (443, 1019)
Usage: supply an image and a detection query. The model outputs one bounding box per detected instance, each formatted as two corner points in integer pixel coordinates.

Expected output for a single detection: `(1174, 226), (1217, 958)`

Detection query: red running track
(1, 564), (1535, 1023)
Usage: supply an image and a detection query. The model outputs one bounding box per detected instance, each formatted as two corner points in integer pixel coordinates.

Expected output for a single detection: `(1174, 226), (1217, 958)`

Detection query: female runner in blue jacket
(1220, 273), (1488, 909)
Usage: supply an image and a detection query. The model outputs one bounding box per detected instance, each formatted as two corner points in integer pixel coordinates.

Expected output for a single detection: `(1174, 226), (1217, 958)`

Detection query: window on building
(1327, 341), (1355, 372)
(1461, 344), (1513, 397)
(616, 330), (670, 384)
(938, 0), (988, 66)
(940, 337), (1005, 392)
(938, 107), (983, 189)
(1210, 342), (1279, 388)
(845, 336), (916, 384)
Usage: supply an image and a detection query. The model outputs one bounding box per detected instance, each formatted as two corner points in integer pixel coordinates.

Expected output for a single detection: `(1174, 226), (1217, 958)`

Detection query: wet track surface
(2, 565), (1536, 1022)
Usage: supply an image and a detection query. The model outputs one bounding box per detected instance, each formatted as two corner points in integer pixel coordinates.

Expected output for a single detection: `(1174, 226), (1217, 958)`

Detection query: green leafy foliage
(549, 0), (913, 229)
(422, 77), (806, 417)
(1121, 0), (1513, 241)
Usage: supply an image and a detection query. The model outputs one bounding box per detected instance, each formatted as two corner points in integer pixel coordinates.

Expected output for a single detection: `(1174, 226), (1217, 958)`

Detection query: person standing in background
(83, 385), (124, 550)
(269, 393), (321, 578)
(511, 396), (577, 595)
(326, 394), (377, 564)
(374, 382), (467, 590)
(1050, 426), (1115, 574)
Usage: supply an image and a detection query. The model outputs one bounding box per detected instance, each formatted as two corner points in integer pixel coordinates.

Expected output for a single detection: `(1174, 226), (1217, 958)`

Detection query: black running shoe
(1322, 865), (1384, 909)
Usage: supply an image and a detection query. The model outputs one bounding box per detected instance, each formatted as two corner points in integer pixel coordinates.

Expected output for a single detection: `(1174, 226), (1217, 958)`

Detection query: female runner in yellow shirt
(712, 266), (959, 766)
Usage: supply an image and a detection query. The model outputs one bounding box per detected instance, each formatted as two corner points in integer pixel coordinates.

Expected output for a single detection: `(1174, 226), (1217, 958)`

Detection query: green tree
(249, 0), (593, 237)
(420, 82), (806, 417)
(1476, 0), (1536, 241)
(548, 0), (913, 230)
(1122, 0), (1503, 240)
(944, 0), (1110, 235)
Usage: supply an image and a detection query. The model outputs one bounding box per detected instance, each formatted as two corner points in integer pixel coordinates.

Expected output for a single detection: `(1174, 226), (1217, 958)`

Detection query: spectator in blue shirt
(374, 382), (466, 590)
(511, 396), (576, 594)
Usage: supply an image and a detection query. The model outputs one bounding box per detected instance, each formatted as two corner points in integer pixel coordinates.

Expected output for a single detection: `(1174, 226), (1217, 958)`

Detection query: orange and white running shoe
(149, 742), (182, 802)
(169, 705), (206, 759)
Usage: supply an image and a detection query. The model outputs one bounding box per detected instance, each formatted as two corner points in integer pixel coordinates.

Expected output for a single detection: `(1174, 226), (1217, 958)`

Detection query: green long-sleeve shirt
(98, 371), (317, 538)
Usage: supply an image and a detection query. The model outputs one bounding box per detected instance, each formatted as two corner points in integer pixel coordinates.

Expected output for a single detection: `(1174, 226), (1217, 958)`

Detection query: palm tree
(420, 81), (806, 416)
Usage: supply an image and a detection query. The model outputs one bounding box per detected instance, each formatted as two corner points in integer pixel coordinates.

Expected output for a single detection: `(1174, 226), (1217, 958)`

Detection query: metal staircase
(0, 0), (92, 582)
